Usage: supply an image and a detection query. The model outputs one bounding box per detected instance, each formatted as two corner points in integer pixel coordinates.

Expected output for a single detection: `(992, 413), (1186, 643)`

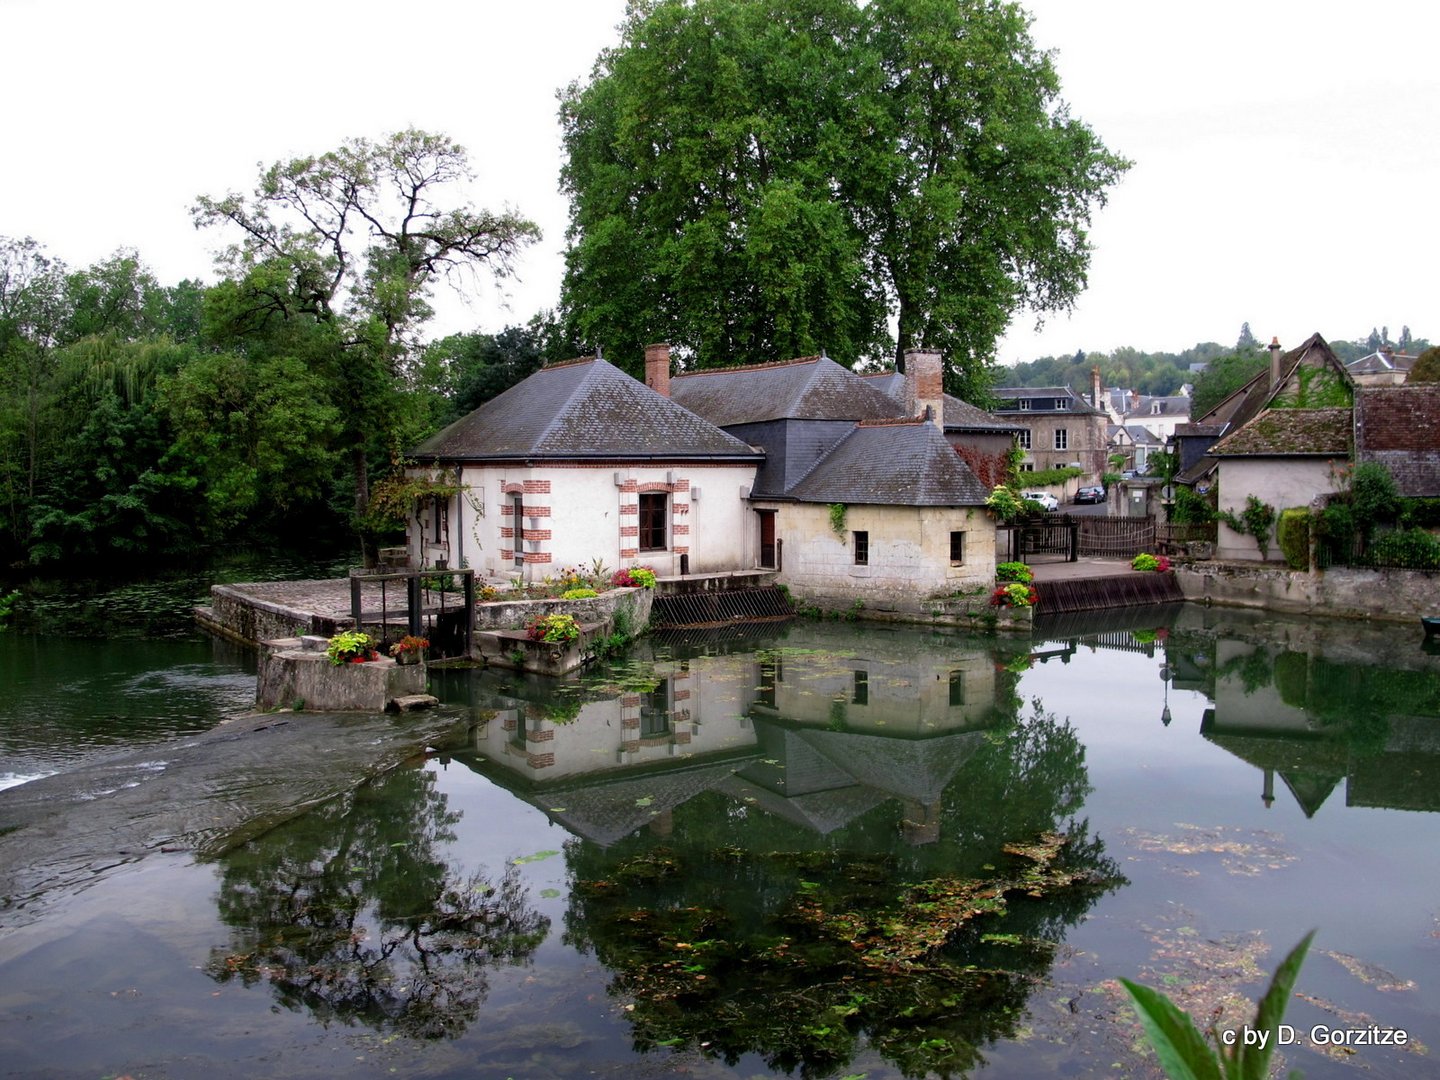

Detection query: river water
(1, 576), (1438, 1079)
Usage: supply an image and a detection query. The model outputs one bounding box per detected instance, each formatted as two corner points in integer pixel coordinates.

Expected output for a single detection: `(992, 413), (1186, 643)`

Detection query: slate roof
(1355, 384), (1440, 496)
(1347, 350), (1417, 376)
(992, 385), (1105, 416)
(1209, 407), (1353, 457)
(670, 355), (904, 426)
(861, 372), (1022, 433)
(412, 357), (761, 462)
(783, 420), (990, 506)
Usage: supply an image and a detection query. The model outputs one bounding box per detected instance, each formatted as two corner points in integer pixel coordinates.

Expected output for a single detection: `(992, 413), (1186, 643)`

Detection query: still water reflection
(2, 605), (1440, 1078)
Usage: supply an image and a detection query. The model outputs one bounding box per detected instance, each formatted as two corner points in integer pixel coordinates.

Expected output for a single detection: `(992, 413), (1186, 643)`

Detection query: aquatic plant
(1121, 930), (1314, 1080)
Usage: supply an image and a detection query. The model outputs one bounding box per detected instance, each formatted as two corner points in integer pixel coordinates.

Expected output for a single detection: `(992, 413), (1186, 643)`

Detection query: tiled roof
(783, 421), (990, 506)
(1355, 384), (1440, 496)
(670, 355), (903, 426)
(413, 358), (761, 462)
(1210, 407), (1352, 457)
(861, 372), (1022, 432)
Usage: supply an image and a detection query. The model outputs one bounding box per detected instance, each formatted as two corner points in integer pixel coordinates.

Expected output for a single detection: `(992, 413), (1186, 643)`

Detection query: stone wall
(257, 640), (427, 711)
(473, 585), (653, 634)
(774, 503), (996, 615)
(205, 586), (346, 645)
(1177, 560), (1438, 623)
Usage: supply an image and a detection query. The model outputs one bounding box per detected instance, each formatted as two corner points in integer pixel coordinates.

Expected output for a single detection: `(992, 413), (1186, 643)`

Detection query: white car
(1021, 491), (1059, 512)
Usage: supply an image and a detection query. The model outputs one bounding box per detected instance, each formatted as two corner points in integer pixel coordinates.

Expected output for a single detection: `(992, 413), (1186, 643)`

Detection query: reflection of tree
(562, 707), (1123, 1078)
(205, 765), (549, 1039)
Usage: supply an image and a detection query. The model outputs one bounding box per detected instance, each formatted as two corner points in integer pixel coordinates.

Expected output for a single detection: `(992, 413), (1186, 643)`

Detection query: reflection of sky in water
(4, 609), (1440, 1078)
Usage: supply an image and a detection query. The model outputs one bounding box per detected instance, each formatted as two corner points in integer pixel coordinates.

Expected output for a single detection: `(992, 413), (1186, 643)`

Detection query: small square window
(949, 531), (964, 564)
(854, 530), (869, 565)
(1018, 399), (1032, 411)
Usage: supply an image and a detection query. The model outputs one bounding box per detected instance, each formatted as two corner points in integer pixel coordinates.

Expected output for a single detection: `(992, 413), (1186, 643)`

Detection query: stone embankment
(1176, 561), (1437, 622)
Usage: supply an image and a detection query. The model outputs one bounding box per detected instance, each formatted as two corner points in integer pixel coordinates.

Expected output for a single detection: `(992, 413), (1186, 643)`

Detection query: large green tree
(559, 0), (1128, 398)
(193, 129), (540, 537)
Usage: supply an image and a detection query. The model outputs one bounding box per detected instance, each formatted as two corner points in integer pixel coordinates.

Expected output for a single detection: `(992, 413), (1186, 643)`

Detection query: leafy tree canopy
(559, 0), (1129, 400)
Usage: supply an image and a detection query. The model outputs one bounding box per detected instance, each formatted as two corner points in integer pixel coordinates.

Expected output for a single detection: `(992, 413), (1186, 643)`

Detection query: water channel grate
(1037, 572), (1184, 614)
(650, 586), (794, 628)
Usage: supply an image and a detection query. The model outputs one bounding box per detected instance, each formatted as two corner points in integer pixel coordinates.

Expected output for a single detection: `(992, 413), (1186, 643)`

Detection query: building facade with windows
(990, 385), (1109, 478)
(406, 356), (761, 581)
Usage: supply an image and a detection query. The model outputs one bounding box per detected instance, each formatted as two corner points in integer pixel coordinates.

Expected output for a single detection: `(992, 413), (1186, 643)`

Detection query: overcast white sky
(3, 0), (1436, 367)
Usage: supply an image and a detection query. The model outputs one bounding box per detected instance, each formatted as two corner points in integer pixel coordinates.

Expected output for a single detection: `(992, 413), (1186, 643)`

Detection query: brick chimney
(1091, 365), (1102, 410)
(903, 349), (944, 429)
(1268, 337), (1282, 389)
(644, 342), (671, 397)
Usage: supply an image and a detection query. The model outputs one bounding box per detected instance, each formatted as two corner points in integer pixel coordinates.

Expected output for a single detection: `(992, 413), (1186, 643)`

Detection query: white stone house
(668, 349), (997, 609)
(406, 356), (762, 581)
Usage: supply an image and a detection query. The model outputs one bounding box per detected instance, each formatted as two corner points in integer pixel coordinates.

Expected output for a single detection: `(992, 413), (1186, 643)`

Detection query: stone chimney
(1268, 337), (1282, 389)
(644, 342), (671, 398)
(1091, 365), (1102, 410)
(903, 349), (944, 429)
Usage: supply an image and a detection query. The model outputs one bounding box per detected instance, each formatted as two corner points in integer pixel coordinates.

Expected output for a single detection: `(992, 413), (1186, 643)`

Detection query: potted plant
(326, 630), (378, 665)
(389, 634), (430, 665)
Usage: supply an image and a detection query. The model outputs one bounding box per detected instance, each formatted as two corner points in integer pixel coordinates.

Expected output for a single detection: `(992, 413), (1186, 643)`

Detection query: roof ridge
(675, 355), (824, 379)
(857, 416), (926, 427)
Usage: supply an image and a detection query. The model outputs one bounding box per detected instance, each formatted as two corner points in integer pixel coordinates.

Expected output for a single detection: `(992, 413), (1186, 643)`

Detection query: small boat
(1422, 616), (1440, 639)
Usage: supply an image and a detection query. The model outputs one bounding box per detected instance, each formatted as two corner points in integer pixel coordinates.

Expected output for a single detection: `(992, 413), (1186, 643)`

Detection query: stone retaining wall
(473, 585), (653, 635)
(1177, 561), (1438, 622)
(257, 638), (427, 711)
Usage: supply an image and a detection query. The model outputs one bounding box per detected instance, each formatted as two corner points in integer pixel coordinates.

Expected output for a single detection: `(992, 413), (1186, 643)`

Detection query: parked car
(1073, 485), (1106, 504)
(1120, 469), (1138, 480)
(1020, 491), (1059, 512)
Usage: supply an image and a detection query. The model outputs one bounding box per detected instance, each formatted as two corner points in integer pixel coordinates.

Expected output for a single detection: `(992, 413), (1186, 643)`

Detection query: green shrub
(1276, 508), (1311, 570)
(1400, 497), (1440, 529)
(995, 562), (1033, 583)
(1369, 528), (1440, 569)
(1170, 486), (1216, 526)
(561, 587), (599, 600)
(1351, 462), (1400, 533)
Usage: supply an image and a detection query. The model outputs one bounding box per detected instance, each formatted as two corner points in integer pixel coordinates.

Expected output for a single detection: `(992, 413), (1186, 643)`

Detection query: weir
(1034, 570), (1184, 615)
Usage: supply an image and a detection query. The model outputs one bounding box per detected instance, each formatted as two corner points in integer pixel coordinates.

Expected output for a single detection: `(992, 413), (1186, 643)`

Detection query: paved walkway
(1027, 556), (1143, 583)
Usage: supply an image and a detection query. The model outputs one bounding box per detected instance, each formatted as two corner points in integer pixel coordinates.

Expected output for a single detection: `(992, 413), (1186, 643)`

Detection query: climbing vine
(1219, 495), (1277, 559)
(828, 503), (848, 537)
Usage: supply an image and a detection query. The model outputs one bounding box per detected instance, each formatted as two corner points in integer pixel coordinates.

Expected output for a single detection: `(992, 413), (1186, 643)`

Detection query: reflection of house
(451, 624), (1015, 846)
(990, 385), (1108, 479)
(1201, 641), (1440, 816)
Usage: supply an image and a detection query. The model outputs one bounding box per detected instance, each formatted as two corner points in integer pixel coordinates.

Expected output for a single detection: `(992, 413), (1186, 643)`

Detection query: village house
(406, 345), (1002, 611)
(667, 349), (997, 610)
(989, 383), (1109, 480)
(405, 354), (763, 580)
(1198, 333), (1356, 560)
